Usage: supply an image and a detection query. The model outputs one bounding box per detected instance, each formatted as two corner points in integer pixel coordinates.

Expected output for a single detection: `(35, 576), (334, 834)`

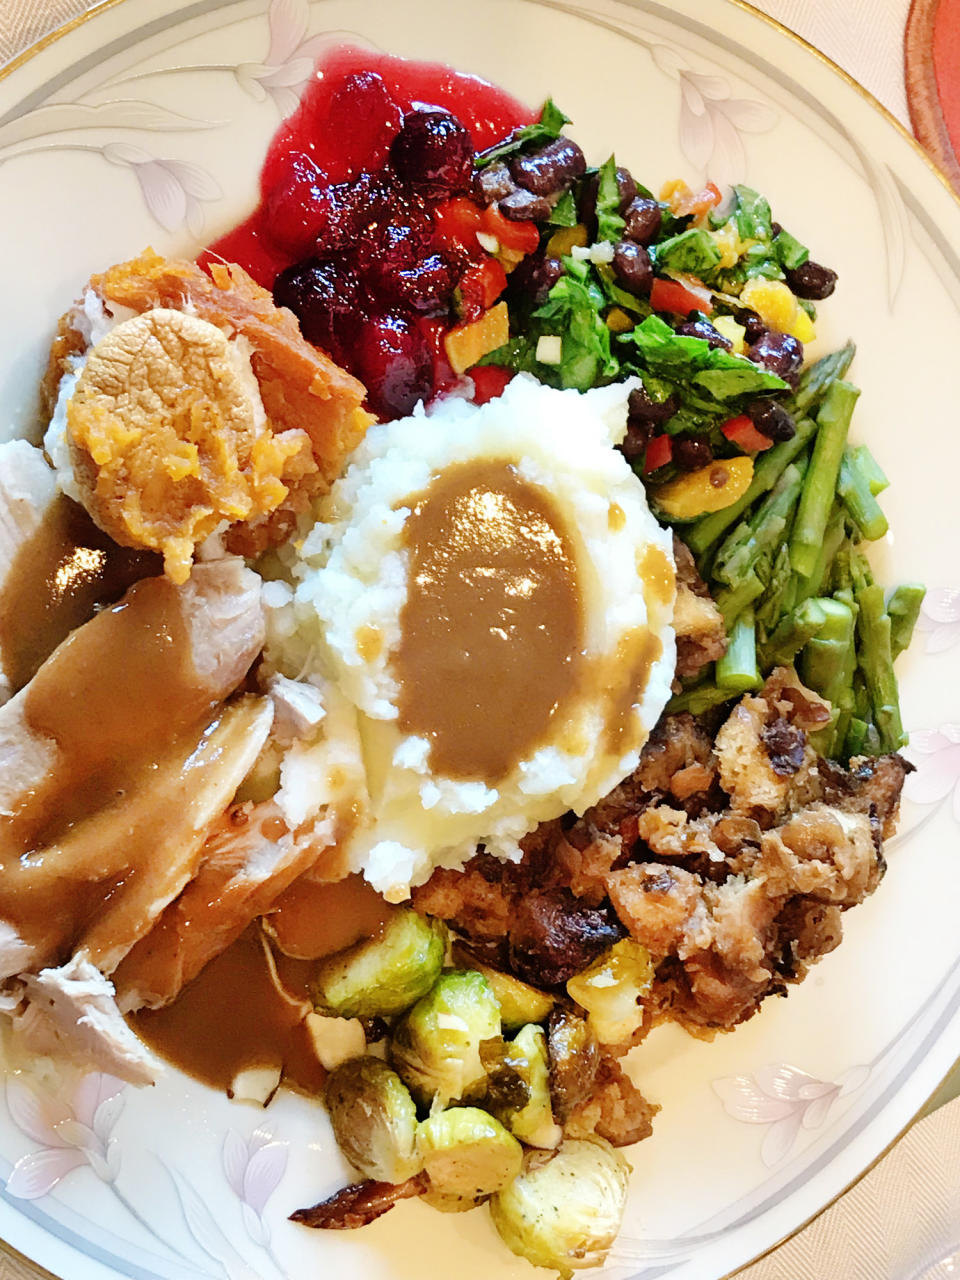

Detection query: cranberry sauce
(204, 46), (533, 419)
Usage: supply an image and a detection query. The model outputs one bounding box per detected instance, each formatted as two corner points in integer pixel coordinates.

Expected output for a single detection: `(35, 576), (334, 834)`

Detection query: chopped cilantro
(595, 156), (626, 243)
(475, 98), (571, 167)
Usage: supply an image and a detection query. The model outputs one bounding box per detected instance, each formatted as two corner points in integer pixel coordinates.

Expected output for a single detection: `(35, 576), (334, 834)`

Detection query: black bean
(745, 398), (797, 443)
(675, 317), (732, 350)
(628, 385), (679, 426)
(510, 137), (586, 196)
(770, 221), (783, 238)
(612, 240), (653, 296)
(614, 167), (639, 212)
(748, 330), (804, 384)
(619, 420), (652, 462)
(510, 252), (563, 305)
(497, 188), (554, 221)
(674, 435), (714, 471)
(736, 308), (767, 343)
(785, 260), (838, 300)
(473, 160), (515, 205)
(622, 196), (662, 246)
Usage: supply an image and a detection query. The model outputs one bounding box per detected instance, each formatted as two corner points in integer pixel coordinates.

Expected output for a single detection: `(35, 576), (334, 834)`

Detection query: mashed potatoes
(265, 375), (676, 900)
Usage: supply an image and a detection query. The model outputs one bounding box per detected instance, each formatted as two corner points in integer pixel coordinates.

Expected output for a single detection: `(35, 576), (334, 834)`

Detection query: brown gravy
(265, 874), (393, 960)
(0, 575), (226, 962)
(394, 459), (584, 784)
(637, 544), (676, 612)
(131, 926), (326, 1095)
(0, 494), (159, 694)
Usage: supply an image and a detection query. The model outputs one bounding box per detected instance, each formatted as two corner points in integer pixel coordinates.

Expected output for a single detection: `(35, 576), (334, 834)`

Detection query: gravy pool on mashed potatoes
(263, 374), (677, 901)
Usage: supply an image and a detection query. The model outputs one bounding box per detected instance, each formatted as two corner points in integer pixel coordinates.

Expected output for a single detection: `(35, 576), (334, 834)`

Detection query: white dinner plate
(1, 2), (959, 1278)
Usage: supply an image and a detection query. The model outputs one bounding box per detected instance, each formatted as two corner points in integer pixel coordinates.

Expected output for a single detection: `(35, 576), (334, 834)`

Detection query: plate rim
(0, 3), (958, 1279)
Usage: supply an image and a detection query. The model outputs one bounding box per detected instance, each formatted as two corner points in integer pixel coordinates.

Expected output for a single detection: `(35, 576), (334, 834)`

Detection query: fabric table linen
(0, 2), (958, 1280)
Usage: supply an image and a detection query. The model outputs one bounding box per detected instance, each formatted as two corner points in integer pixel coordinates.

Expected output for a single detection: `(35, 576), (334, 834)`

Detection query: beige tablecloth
(1, 3), (958, 1279)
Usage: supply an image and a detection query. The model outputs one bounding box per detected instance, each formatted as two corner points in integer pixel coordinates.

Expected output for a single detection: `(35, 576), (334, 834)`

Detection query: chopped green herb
(595, 156), (626, 243)
(475, 98), (571, 168)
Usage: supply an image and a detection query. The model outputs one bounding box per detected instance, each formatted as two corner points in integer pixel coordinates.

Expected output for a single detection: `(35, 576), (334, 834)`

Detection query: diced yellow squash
(711, 313), (747, 354)
(740, 277), (797, 333)
(605, 307), (634, 333)
(546, 223), (588, 258)
(653, 455), (754, 520)
(791, 306), (816, 343)
(444, 302), (509, 375)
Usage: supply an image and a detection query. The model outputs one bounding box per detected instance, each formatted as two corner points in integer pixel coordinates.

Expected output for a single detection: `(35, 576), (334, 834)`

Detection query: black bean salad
(463, 101), (924, 762)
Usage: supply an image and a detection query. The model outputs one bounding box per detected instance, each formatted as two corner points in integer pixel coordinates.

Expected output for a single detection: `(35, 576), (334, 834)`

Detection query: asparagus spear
(790, 380), (860, 577)
(716, 607), (761, 691)
(794, 504), (846, 606)
(837, 446), (888, 540)
(755, 543), (793, 636)
(850, 443), (889, 495)
(667, 681), (739, 715)
(712, 459), (808, 587)
(714, 571), (764, 629)
(887, 583), (926, 659)
(799, 597), (856, 708)
(844, 717), (870, 759)
(854, 581), (905, 752)
(685, 417), (817, 557)
(785, 341), (856, 417)
(756, 598), (827, 670)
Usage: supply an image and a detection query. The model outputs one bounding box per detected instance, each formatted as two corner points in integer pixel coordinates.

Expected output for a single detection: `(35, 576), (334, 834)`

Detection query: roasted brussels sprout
(312, 909), (446, 1019)
(480, 1026), (561, 1150)
(546, 1007), (600, 1122)
(565, 939), (654, 1045)
(391, 969), (501, 1107)
(324, 1057), (421, 1184)
(505, 1024), (563, 1150)
(452, 942), (556, 1032)
(490, 1138), (630, 1277)
(417, 1107), (522, 1199)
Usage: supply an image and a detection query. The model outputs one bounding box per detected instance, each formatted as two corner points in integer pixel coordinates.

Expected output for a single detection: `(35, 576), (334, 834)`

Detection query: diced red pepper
(650, 275), (714, 317)
(480, 203), (540, 255)
(433, 197), (484, 250)
(643, 434), (673, 475)
(469, 365), (513, 404)
(457, 257), (508, 321)
(721, 414), (774, 452)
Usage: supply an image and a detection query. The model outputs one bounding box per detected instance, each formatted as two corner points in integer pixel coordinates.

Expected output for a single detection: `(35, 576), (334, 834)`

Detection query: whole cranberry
(389, 109), (474, 199)
(356, 312), (433, 419)
(264, 152), (331, 254)
(273, 257), (362, 362)
(321, 71), (404, 182)
(389, 253), (458, 315)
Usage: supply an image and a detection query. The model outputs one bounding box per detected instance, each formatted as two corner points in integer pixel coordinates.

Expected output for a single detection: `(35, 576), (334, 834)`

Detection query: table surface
(0, 1), (957, 1278)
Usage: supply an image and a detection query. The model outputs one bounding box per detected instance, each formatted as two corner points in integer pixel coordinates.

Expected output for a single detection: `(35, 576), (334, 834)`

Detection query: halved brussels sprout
(546, 1007), (600, 1122)
(324, 1057), (421, 1184)
(505, 1024), (562, 1150)
(490, 1138), (630, 1278)
(417, 1107), (522, 1199)
(565, 939), (654, 1045)
(311, 910), (446, 1019)
(421, 1186), (487, 1214)
(452, 942), (556, 1032)
(479, 1028), (561, 1150)
(391, 969), (501, 1107)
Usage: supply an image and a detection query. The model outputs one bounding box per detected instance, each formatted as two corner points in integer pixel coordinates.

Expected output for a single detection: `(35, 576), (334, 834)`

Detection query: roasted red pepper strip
(650, 275), (714, 317)
(721, 414), (774, 452)
(433, 197), (484, 249)
(643, 434), (673, 474)
(481, 203), (540, 255)
(469, 365), (513, 403)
